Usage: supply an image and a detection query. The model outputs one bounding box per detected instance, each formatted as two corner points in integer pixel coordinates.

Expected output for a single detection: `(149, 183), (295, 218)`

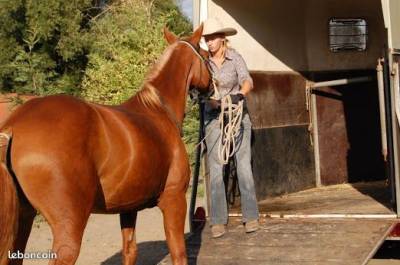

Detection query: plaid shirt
(207, 48), (253, 99)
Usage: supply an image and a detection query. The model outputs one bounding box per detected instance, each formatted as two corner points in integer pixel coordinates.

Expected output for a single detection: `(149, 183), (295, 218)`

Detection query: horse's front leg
(158, 185), (188, 265)
(120, 211), (138, 265)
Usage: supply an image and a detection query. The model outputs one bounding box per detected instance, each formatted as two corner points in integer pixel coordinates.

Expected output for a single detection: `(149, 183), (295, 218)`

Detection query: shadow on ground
(101, 228), (204, 265)
(101, 240), (169, 265)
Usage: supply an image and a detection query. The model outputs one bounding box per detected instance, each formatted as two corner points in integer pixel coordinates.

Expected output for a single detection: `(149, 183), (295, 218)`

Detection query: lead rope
(217, 96), (243, 165)
(192, 77), (219, 151)
(192, 75), (244, 166)
(209, 77), (244, 165)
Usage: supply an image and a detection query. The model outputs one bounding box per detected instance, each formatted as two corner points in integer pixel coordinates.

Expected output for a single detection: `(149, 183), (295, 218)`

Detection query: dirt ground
(24, 195), (204, 265)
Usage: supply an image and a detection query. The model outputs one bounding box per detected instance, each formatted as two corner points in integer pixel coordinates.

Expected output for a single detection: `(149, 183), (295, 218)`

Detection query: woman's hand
(209, 99), (221, 110)
(229, 93), (244, 104)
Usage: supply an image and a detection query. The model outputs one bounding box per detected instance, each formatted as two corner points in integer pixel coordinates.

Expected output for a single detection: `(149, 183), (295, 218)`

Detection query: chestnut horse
(0, 25), (210, 265)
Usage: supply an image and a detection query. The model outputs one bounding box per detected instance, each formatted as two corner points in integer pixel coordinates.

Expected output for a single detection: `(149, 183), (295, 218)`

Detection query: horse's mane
(135, 42), (178, 108)
(135, 84), (162, 108)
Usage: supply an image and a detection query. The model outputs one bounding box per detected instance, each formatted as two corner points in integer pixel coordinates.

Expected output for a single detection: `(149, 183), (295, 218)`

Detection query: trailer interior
(210, 0), (398, 218)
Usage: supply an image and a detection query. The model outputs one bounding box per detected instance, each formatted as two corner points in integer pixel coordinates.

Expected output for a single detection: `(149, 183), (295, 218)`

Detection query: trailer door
(382, 0), (400, 216)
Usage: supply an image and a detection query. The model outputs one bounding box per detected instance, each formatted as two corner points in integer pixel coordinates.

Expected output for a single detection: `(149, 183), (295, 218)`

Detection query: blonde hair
(219, 37), (230, 58)
(223, 38), (231, 49)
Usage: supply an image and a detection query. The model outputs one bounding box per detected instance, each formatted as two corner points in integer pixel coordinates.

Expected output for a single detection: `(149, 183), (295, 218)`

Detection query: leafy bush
(0, 0), (93, 95)
(81, 0), (191, 104)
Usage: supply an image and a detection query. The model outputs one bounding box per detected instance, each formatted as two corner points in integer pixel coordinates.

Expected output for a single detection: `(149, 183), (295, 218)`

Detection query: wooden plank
(230, 181), (393, 215)
(159, 218), (394, 265)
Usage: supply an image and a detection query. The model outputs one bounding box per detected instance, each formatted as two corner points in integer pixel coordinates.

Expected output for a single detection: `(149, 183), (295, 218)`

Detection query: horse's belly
(95, 161), (168, 212)
(92, 185), (160, 213)
(91, 107), (174, 212)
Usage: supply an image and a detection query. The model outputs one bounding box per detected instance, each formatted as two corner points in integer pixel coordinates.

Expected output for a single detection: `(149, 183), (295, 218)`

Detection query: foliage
(183, 102), (201, 168)
(81, 0), (192, 104)
(0, 0), (94, 95)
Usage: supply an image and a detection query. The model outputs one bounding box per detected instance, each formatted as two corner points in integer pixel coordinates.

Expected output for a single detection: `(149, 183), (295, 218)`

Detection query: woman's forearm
(240, 80), (253, 96)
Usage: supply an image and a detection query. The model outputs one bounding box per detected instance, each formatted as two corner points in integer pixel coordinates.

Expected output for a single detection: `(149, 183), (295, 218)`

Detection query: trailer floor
(159, 218), (394, 265)
(230, 181), (393, 216)
(160, 181), (397, 264)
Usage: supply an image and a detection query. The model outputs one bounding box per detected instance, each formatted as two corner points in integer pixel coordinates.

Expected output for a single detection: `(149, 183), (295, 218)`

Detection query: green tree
(0, 0), (94, 95)
(81, 0), (192, 104)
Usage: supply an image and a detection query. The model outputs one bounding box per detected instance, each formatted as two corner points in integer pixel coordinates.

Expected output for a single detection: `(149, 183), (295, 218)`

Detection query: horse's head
(163, 24), (211, 94)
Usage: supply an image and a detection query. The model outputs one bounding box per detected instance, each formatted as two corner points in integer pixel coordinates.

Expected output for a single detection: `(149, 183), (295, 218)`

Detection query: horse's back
(3, 95), (95, 161)
(3, 94), (93, 132)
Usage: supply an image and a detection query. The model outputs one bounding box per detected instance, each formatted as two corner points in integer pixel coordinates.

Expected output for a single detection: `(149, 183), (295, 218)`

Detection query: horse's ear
(189, 23), (204, 45)
(164, 27), (178, 44)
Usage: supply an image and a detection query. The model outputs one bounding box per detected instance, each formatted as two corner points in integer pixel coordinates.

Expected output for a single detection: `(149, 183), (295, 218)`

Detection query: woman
(202, 17), (259, 238)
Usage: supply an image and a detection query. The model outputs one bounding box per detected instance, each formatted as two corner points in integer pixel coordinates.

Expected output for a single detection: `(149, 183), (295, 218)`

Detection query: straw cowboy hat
(202, 17), (237, 36)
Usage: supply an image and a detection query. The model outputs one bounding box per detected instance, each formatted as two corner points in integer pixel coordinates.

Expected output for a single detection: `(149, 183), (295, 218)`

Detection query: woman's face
(204, 33), (225, 54)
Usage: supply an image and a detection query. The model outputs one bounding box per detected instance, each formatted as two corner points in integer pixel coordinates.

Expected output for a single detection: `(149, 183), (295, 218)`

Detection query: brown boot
(211, 224), (226, 238)
(245, 220), (259, 233)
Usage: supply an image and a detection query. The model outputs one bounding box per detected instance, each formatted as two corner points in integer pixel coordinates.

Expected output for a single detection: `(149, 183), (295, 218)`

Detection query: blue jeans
(205, 113), (259, 225)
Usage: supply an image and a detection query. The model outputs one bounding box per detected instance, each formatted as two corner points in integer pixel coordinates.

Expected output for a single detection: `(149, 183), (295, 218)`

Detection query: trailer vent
(329, 18), (367, 52)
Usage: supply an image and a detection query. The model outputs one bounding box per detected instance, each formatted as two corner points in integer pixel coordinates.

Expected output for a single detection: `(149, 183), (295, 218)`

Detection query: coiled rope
(211, 78), (244, 165)
(193, 76), (244, 165)
(217, 96), (243, 165)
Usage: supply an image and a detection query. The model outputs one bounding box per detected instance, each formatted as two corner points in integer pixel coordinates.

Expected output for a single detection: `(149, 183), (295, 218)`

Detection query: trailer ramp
(159, 218), (394, 265)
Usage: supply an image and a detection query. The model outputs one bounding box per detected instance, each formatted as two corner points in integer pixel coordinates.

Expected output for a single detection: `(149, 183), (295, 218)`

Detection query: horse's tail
(0, 128), (18, 265)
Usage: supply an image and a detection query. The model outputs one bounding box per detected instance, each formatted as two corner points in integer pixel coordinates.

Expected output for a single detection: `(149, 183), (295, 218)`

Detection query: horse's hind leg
(44, 189), (94, 265)
(16, 171), (96, 265)
(47, 219), (87, 265)
(120, 211), (138, 265)
(10, 200), (36, 265)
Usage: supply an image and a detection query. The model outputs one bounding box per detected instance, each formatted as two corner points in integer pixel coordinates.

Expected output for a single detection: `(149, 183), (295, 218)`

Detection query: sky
(177, 0), (193, 21)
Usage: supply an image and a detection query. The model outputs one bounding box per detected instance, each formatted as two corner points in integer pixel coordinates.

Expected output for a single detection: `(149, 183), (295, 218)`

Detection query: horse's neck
(124, 54), (191, 126)
(152, 62), (190, 123)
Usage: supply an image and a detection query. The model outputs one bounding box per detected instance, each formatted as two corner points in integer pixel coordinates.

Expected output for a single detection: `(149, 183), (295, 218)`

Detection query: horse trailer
(162, 0), (400, 264)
